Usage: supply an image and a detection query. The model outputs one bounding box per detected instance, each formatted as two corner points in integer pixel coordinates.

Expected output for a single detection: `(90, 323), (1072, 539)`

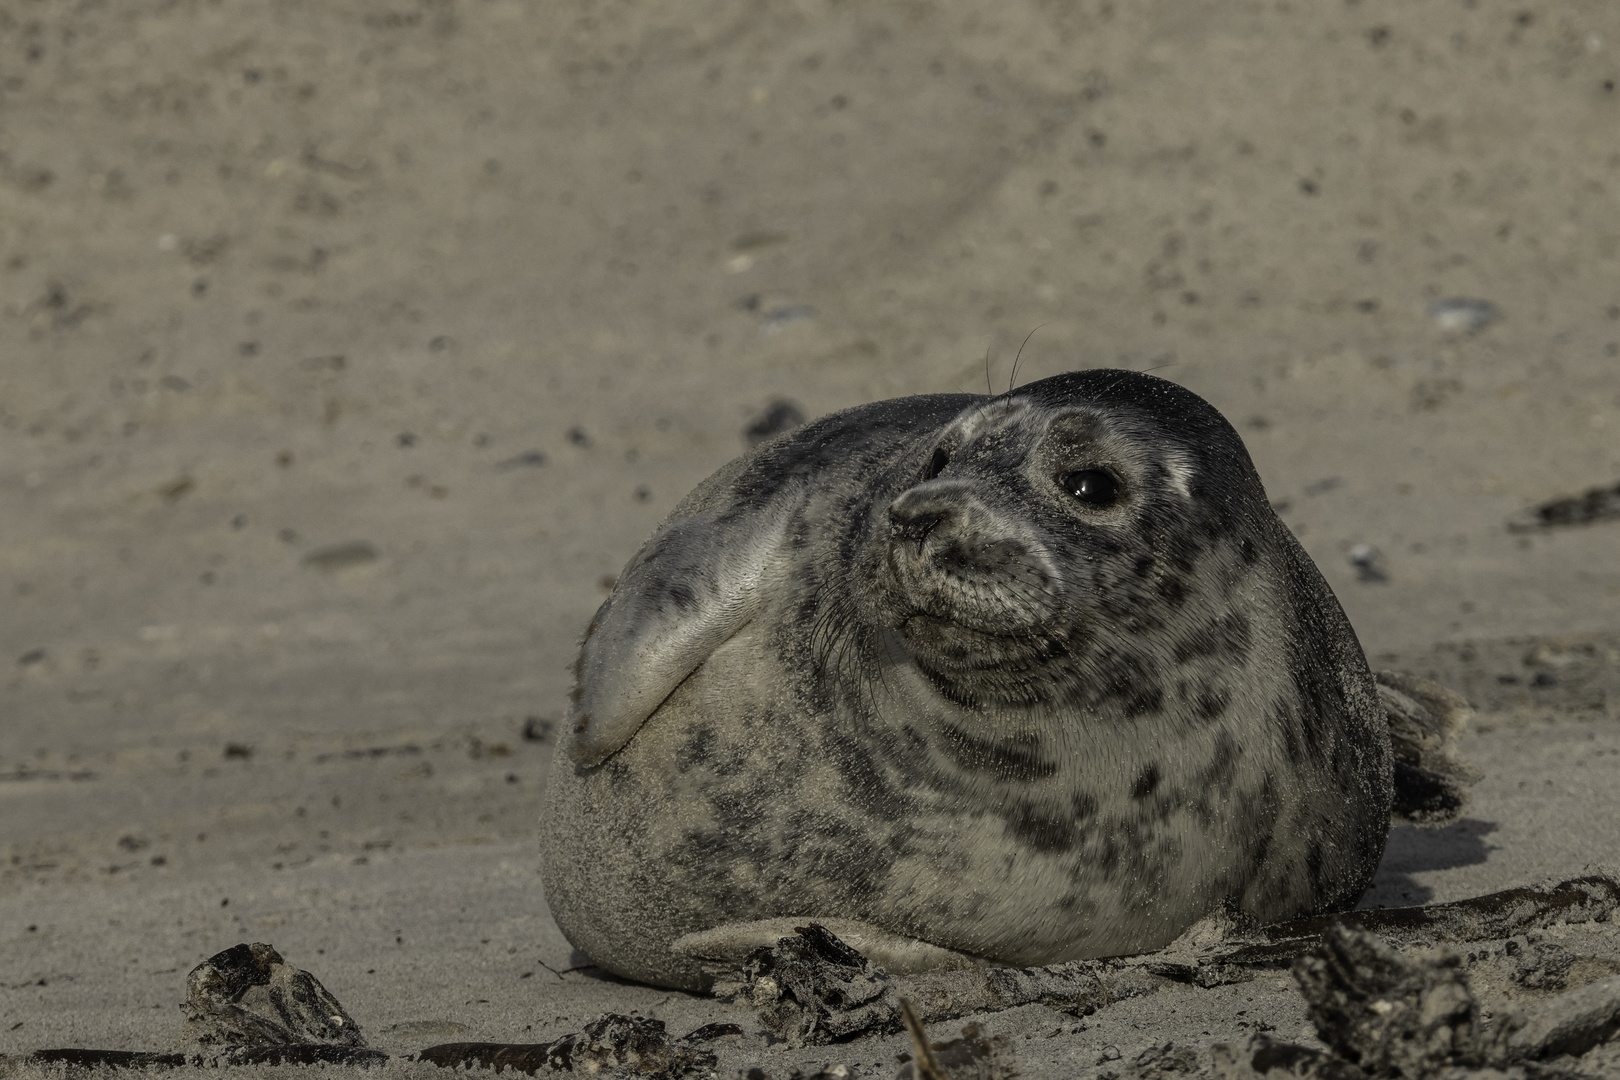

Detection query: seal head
(857, 389), (1234, 715)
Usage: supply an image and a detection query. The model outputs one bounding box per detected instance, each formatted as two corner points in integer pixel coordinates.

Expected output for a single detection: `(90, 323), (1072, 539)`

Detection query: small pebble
(1304, 477), (1343, 497)
(1428, 297), (1499, 333)
(301, 541), (379, 572)
(760, 305), (818, 336)
(1347, 543), (1388, 583)
(496, 450), (546, 470)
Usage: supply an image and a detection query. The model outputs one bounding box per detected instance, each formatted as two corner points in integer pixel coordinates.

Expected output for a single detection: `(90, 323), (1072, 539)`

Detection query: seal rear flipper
(672, 918), (985, 977)
(568, 505), (794, 766)
(1375, 670), (1482, 827)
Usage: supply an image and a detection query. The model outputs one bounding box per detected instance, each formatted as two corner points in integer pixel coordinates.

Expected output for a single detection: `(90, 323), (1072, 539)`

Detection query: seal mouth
(878, 562), (1073, 706)
(881, 533), (1059, 637)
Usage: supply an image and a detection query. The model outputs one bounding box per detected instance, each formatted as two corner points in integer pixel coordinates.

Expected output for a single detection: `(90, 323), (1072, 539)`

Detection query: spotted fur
(540, 370), (1393, 991)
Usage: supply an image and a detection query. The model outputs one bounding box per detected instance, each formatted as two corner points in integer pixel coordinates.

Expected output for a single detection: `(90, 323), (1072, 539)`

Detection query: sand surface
(4, 1), (1620, 1076)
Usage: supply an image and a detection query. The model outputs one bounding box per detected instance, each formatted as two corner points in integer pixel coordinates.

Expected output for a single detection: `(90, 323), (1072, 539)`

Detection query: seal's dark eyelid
(1060, 469), (1120, 507)
(923, 447), (949, 480)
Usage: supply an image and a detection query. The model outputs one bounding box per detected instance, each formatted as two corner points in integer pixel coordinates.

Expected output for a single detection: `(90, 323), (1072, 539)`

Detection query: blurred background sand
(3, 0), (1619, 1070)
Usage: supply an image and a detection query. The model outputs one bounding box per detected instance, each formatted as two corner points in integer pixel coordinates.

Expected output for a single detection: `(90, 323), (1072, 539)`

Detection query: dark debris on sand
(1211, 923), (1620, 1079)
(717, 923), (1148, 1049)
(1507, 480), (1620, 532)
(13, 875), (1620, 1078)
(418, 1014), (734, 1078)
(895, 998), (1018, 1080)
(24, 941), (388, 1071)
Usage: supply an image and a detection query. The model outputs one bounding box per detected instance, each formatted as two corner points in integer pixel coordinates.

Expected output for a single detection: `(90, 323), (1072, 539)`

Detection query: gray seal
(540, 369), (1394, 991)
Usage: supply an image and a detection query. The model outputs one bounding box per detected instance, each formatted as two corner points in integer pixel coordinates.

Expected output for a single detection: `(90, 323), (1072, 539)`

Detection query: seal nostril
(889, 507), (945, 545)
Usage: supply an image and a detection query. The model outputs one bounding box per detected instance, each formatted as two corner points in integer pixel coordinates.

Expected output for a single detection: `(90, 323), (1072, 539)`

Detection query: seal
(540, 369), (1394, 991)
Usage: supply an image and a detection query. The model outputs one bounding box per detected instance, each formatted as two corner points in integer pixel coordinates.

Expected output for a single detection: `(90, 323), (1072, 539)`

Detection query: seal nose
(888, 488), (957, 545)
(890, 506), (945, 544)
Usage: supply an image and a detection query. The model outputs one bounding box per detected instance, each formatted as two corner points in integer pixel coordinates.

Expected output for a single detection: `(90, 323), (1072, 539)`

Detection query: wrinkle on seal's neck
(863, 625), (1218, 796)
(871, 627), (1070, 765)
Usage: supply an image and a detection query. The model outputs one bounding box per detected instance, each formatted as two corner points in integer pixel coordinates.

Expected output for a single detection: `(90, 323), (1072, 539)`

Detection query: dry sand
(3, 1), (1620, 1076)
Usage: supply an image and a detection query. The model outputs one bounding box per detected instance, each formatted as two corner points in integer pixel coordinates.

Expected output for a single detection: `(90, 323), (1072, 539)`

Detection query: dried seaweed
(418, 1015), (728, 1077)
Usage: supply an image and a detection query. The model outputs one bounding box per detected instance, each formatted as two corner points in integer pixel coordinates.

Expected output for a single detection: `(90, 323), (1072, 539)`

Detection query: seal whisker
(1006, 323), (1048, 395)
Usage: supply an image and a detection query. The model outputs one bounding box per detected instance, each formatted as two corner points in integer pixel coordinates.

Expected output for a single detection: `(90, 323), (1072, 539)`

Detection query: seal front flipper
(671, 918), (985, 977)
(568, 504), (794, 766)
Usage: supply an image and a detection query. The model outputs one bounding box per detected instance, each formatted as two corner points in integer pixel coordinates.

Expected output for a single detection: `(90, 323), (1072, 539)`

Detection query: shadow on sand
(1362, 817), (1498, 908)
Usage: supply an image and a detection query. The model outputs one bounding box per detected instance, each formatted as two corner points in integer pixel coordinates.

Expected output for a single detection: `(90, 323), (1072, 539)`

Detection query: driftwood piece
(746, 922), (900, 1045)
(18, 876), (1619, 1074)
(1214, 926), (1620, 1079)
(720, 924), (1164, 1047)
(23, 1049), (188, 1071)
(723, 876), (1620, 1048)
(1174, 873), (1620, 976)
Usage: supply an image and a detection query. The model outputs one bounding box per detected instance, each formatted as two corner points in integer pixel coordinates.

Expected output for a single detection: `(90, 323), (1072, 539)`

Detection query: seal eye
(1061, 469), (1119, 507)
(923, 447), (949, 481)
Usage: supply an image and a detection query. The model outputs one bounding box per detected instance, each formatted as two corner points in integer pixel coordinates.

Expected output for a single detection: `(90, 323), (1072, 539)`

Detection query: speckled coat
(541, 370), (1393, 991)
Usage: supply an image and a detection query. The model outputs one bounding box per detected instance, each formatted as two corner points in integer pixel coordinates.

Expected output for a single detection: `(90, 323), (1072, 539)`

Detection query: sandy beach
(4, 1), (1620, 1076)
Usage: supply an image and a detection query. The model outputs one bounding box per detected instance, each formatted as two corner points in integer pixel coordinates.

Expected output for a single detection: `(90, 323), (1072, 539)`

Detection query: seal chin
(897, 620), (1074, 707)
